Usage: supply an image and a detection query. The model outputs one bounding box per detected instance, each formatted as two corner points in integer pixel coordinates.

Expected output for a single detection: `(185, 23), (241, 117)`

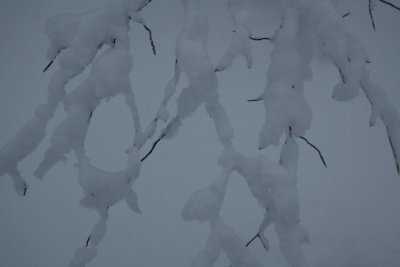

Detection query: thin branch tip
(143, 24), (157, 55)
(299, 136), (327, 168)
(85, 235), (91, 247)
(43, 60), (54, 72)
(247, 97), (262, 102)
(141, 133), (165, 162)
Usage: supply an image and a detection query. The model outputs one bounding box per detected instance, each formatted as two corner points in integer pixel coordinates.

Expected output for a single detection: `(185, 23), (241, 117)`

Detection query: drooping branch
(369, 0), (377, 31)
(128, 14), (157, 55)
(386, 126), (400, 174)
(299, 136), (327, 168)
(142, 23), (157, 55)
(379, 0), (400, 11)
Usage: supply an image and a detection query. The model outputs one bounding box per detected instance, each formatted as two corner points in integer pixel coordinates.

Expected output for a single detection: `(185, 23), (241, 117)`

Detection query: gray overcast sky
(1, 0), (400, 266)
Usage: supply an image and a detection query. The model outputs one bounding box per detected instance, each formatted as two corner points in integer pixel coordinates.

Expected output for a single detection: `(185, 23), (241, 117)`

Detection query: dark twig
(386, 126), (400, 175)
(342, 11), (351, 18)
(86, 235), (91, 247)
(137, 0), (153, 12)
(142, 24), (157, 55)
(247, 97), (263, 102)
(369, 0), (377, 31)
(249, 36), (271, 41)
(299, 136), (327, 168)
(228, 233), (261, 267)
(141, 133), (165, 162)
(245, 232), (260, 247)
(23, 184), (27, 196)
(43, 60), (54, 72)
(379, 0), (400, 11)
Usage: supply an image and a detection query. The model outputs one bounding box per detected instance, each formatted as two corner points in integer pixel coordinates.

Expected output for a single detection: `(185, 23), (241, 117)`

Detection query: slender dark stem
(141, 133), (165, 162)
(23, 183), (27, 196)
(386, 126), (400, 175)
(137, 0), (153, 12)
(247, 97), (262, 102)
(245, 233), (260, 247)
(86, 235), (91, 247)
(379, 0), (400, 11)
(369, 0), (377, 31)
(249, 36), (271, 41)
(342, 11), (351, 18)
(43, 60), (54, 72)
(299, 136), (327, 168)
(142, 24), (157, 55)
(228, 233), (261, 267)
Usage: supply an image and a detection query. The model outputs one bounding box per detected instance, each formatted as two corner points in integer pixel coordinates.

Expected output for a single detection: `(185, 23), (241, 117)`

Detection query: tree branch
(386, 126), (400, 174)
(379, 0), (400, 11)
(249, 36), (271, 41)
(141, 133), (165, 162)
(43, 60), (54, 73)
(342, 11), (351, 18)
(299, 136), (327, 168)
(247, 97), (263, 102)
(142, 24), (157, 55)
(137, 0), (153, 12)
(245, 232), (260, 247)
(369, 0), (377, 31)
(86, 235), (91, 247)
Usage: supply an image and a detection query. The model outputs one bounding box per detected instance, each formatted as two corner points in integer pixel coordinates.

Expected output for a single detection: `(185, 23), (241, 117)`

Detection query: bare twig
(141, 133), (165, 162)
(86, 235), (91, 247)
(23, 184), (27, 196)
(43, 60), (54, 72)
(299, 136), (327, 168)
(379, 0), (400, 11)
(245, 232), (260, 247)
(342, 11), (351, 18)
(137, 0), (153, 12)
(142, 24), (157, 55)
(386, 126), (400, 174)
(228, 233), (261, 267)
(249, 36), (271, 41)
(369, 0), (377, 31)
(247, 97), (262, 102)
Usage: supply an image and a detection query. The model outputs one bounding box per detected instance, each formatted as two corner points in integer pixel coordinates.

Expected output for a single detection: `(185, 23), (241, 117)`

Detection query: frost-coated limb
(158, 0), (234, 148)
(70, 209), (109, 267)
(306, 0), (400, 174)
(258, 0), (313, 149)
(0, 0), (153, 195)
(215, 0), (253, 72)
